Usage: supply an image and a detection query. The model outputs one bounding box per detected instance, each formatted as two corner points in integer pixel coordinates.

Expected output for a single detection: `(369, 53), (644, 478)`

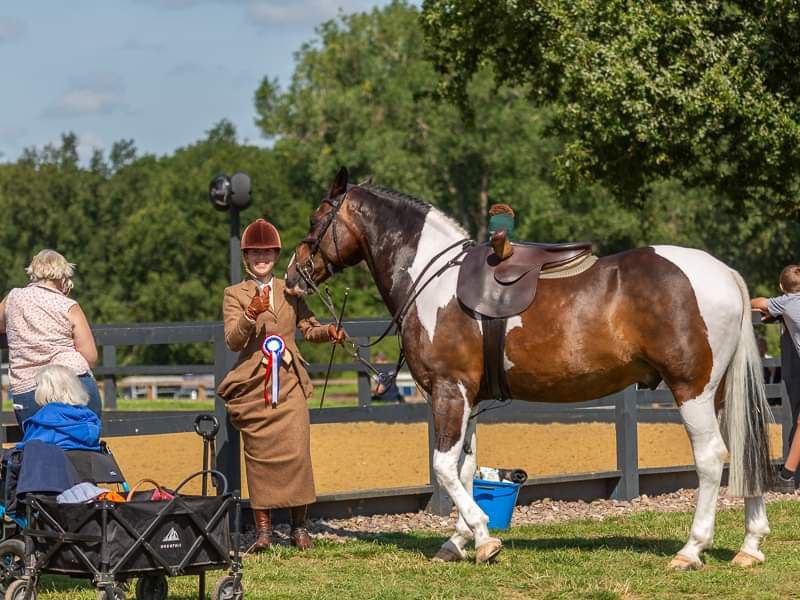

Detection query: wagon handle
(125, 478), (175, 502)
(173, 469), (229, 496)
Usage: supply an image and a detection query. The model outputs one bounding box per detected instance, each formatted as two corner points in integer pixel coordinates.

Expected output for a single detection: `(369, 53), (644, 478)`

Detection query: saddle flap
(457, 244), (539, 319)
(494, 261), (541, 285)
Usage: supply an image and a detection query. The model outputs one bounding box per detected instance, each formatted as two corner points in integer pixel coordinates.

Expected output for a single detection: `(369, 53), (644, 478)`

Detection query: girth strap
(482, 317), (511, 400)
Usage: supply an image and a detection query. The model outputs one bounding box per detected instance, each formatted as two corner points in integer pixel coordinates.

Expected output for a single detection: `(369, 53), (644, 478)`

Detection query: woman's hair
(34, 365), (89, 407)
(26, 249), (75, 294)
(779, 265), (800, 294)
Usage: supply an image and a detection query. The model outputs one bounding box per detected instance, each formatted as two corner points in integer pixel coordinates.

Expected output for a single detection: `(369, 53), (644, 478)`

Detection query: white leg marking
(740, 496), (769, 562)
(676, 394), (727, 565)
(432, 383), (493, 548)
(442, 428), (477, 557)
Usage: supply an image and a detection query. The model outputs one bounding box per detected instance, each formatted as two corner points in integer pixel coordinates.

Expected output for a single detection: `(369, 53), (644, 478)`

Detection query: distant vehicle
(173, 387), (215, 401)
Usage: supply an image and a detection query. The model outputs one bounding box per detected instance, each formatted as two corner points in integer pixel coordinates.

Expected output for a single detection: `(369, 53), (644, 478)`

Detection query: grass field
(2, 383), (364, 414)
(32, 500), (800, 599)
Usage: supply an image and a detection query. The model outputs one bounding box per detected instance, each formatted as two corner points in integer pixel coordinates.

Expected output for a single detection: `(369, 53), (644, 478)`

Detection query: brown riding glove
(245, 287), (271, 321)
(327, 324), (347, 344)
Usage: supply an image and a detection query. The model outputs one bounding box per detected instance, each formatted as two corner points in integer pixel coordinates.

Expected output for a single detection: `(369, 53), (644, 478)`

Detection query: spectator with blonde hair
(0, 249), (101, 428)
(16, 365), (101, 451)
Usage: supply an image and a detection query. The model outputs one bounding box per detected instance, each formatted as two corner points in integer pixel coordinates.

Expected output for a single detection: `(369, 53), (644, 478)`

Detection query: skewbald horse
(285, 167), (773, 569)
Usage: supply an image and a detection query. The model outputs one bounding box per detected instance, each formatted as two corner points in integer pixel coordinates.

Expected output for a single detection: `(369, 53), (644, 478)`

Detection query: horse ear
(328, 166), (349, 198)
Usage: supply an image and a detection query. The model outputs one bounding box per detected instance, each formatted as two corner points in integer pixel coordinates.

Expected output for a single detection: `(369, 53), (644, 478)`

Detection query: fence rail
(0, 313), (791, 518)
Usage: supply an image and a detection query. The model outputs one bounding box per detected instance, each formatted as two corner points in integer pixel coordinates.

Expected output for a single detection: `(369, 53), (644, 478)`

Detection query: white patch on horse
(408, 210), (468, 345)
(651, 245), (741, 392)
(431, 382), (492, 547)
(503, 316), (522, 370)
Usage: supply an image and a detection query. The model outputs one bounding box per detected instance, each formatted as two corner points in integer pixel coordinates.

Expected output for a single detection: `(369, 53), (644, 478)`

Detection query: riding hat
(241, 219), (281, 250)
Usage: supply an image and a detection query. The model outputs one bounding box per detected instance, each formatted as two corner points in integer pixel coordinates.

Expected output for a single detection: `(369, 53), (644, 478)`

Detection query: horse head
(285, 166), (365, 296)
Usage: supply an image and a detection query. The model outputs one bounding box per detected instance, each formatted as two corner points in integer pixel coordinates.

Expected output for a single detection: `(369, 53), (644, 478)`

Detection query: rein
(294, 192), (475, 396)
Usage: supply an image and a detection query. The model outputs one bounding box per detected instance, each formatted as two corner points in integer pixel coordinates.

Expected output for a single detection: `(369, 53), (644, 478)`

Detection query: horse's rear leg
(670, 390), (727, 570)
(731, 496), (770, 566)
(430, 382), (500, 563)
(433, 424), (477, 562)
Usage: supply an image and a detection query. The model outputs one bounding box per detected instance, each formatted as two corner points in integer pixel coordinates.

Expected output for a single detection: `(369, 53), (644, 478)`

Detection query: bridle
(296, 190), (351, 296)
(289, 186), (476, 408)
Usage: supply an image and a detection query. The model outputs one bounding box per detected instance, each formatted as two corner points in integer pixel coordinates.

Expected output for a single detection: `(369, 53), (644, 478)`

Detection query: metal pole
(229, 206), (241, 285)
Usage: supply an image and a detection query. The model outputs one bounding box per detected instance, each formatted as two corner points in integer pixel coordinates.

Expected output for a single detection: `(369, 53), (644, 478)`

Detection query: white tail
(720, 270), (774, 496)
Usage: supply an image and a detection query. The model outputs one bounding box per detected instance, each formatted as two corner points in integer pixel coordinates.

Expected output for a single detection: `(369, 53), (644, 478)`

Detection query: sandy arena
(107, 422), (784, 496)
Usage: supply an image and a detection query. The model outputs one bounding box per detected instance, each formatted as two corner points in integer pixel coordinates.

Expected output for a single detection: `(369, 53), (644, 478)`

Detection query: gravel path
(245, 489), (800, 547)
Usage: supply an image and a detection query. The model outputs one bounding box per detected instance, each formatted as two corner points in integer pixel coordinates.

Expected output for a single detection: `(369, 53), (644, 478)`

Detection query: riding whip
(320, 287), (349, 409)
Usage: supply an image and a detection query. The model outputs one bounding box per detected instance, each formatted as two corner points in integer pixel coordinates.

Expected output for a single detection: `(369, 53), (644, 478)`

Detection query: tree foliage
(1, 1), (799, 367)
(421, 0), (800, 211)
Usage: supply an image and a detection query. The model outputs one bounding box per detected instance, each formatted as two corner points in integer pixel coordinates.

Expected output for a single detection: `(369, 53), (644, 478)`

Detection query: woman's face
(245, 248), (279, 279)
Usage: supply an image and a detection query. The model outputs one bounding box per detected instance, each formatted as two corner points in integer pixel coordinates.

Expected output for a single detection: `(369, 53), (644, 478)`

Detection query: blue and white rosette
(261, 335), (286, 408)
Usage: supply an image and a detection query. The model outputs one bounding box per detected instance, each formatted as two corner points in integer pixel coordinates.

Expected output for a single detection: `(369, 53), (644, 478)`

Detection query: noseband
(297, 191), (350, 293)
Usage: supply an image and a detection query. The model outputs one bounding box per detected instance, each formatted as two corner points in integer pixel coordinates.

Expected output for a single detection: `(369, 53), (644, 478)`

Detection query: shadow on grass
(314, 525), (738, 562)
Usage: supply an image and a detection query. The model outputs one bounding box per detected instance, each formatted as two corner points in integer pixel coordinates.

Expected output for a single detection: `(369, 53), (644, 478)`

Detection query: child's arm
(751, 297), (769, 313)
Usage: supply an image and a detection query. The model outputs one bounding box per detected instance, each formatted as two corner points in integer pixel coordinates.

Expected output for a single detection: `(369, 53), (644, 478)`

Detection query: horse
(284, 167), (773, 569)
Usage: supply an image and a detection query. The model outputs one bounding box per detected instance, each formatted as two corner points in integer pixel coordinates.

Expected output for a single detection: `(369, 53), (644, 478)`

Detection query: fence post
(102, 345), (117, 410)
(356, 337), (372, 407)
(214, 323), (240, 495)
(613, 385), (639, 500)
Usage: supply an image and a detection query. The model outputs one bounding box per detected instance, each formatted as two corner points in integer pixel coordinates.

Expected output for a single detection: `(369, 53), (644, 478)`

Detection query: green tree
(421, 0), (800, 211)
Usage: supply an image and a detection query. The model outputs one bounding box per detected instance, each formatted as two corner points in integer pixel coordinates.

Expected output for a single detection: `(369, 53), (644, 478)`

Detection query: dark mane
(357, 183), (468, 236)
(359, 183), (431, 212)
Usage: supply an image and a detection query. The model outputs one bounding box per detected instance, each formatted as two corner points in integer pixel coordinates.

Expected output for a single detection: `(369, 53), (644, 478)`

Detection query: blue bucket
(472, 478), (521, 530)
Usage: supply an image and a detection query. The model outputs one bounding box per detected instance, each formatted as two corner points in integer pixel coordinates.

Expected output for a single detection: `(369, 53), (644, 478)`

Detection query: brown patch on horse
(503, 248), (713, 406)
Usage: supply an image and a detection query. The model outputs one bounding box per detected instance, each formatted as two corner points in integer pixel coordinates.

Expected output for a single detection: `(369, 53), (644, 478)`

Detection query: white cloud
(44, 91), (124, 117)
(0, 16), (26, 44)
(43, 72), (129, 118)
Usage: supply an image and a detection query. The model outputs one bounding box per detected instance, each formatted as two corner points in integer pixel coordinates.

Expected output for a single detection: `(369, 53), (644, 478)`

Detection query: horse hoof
(668, 553), (702, 571)
(731, 551), (763, 568)
(432, 547), (464, 563)
(475, 538), (503, 564)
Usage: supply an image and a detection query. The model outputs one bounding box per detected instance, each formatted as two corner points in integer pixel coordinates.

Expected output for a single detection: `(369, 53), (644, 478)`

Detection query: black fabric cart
(6, 470), (243, 600)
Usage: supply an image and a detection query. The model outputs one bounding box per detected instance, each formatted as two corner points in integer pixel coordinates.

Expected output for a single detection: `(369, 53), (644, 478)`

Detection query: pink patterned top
(5, 283), (91, 393)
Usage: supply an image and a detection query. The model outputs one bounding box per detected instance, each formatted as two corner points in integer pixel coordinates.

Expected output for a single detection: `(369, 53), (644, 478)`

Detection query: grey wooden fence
(0, 314), (791, 517)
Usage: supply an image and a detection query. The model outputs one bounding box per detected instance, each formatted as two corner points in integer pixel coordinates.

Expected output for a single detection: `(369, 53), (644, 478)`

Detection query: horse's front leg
(433, 420), (477, 562)
(430, 382), (501, 564)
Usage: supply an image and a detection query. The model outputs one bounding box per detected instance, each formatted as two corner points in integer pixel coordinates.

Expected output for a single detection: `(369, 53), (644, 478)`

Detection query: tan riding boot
(249, 509), (273, 553)
(290, 505), (314, 550)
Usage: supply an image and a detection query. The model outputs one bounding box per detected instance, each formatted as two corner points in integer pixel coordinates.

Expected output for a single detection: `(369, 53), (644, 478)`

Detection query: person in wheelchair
(17, 365), (101, 451)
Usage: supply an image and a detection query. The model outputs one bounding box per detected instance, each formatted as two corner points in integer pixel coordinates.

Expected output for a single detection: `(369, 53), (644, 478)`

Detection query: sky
(0, 0), (396, 163)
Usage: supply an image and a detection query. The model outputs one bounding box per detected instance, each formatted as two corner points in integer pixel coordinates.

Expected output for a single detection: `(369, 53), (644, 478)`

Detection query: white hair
(26, 249), (75, 294)
(34, 365), (89, 407)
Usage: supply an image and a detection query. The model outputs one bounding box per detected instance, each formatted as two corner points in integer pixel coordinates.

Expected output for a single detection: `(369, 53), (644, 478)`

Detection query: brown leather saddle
(457, 240), (592, 318)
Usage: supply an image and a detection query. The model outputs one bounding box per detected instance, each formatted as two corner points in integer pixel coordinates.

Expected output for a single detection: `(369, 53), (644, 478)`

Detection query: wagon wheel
(212, 575), (244, 600)
(95, 585), (125, 600)
(134, 575), (167, 600)
(0, 539), (25, 594)
(4, 579), (35, 600)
